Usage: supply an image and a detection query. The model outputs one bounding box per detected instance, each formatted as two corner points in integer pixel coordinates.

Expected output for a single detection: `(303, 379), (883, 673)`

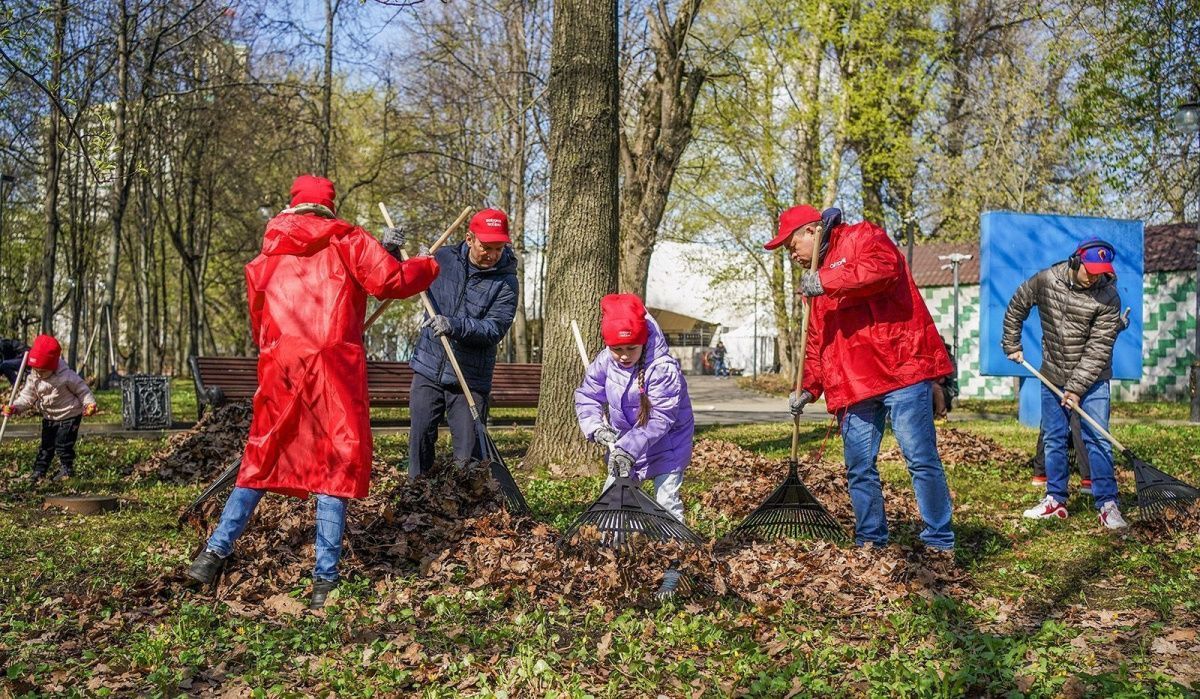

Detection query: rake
(0, 351), (29, 445)
(182, 207), (476, 521)
(1021, 360), (1200, 517)
(558, 320), (703, 550)
(380, 203), (530, 516)
(727, 247), (847, 543)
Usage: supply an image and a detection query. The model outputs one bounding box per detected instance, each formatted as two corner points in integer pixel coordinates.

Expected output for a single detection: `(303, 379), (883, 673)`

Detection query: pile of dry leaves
(133, 402), (252, 483)
(153, 443), (967, 614)
(879, 425), (1025, 467)
(1132, 499), (1200, 539)
(690, 439), (923, 525)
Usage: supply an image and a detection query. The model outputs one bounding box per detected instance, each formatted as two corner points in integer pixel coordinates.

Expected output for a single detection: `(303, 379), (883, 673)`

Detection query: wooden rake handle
(0, 351), (29, 444)
(790, 243), (822, 462)
(378, 203), (482, 419)
(363, 205), (472, 330)
(1019, 359), (1127, 453)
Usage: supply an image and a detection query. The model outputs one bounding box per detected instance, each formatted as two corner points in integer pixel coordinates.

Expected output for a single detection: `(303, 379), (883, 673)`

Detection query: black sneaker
(186, 550), (226, 586)
(310, 579), (338, 610)
(28, 470), (46, 483)
(54, 471), (73, 482)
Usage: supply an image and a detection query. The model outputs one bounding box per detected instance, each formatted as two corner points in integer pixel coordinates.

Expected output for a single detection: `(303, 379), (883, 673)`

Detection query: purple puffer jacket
(575, 316), (694, 481)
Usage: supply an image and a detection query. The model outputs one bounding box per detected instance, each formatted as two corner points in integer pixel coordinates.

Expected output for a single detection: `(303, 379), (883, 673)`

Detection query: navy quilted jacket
(409, 242), (518, 393)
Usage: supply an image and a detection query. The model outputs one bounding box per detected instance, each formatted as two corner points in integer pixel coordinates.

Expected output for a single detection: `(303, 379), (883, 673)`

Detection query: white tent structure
(719, 309), (777, 376)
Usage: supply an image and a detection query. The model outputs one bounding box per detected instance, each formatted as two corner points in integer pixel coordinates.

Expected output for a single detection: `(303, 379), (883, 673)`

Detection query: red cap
(600, 294), (649, 347)
(26, 334), (61, 370)
(469, 208), (511, 243)
(764, 205), (821, 250)
(289, 175), (336, 213)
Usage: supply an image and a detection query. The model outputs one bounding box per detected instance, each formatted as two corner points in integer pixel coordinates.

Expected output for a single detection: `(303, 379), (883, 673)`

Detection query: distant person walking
(712, 341), (728, 378)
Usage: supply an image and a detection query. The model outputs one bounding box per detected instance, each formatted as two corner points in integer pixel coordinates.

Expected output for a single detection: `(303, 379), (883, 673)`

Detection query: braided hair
(635, 357), (651, 427)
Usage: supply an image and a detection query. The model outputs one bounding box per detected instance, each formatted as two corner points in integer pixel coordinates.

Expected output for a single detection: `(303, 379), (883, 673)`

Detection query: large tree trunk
(40, 0), (68, 334)
(617, 0), (705, 297)
(526, 0), (620, 470)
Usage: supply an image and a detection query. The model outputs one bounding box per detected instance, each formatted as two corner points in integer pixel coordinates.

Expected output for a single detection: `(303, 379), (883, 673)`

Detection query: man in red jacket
(186, 175), (440, 608)
(765, 205), (956, 551)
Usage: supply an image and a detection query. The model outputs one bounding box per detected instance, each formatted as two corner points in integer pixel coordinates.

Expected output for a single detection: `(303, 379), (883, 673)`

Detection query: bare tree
(618, 0), (706, 297)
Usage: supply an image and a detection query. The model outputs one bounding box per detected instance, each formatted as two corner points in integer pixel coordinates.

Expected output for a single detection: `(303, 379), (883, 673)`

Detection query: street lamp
(1175, 101), (1200, 423)
(938, 253), (973, 362)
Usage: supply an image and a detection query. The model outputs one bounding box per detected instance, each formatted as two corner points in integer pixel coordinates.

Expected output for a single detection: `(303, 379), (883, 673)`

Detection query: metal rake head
(561, 476), (703, 550)
(1130, 454), (1200, 518)
(728, 461), (847, 542)
(729, 503), (848, 542)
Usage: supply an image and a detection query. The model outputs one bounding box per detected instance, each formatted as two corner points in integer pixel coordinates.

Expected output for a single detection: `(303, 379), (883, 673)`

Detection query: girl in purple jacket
(575, 294), (694, 523)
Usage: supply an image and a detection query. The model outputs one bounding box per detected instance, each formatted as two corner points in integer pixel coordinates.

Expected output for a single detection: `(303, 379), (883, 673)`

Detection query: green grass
(2, 419), (1199, 696)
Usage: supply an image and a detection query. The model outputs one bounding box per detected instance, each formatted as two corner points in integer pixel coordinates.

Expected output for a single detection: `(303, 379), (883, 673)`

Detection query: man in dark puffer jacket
(408, 208), (518, 478)
(1002, 238), (1127, 530)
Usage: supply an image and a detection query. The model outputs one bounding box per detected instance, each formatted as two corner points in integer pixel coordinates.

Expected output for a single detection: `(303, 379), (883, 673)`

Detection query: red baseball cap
(469, 208), (511, 244)
(764, 205), (821, 250)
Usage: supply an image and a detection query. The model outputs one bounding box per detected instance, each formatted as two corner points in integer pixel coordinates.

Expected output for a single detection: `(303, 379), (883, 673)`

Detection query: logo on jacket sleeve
(828, 257), (847, 269)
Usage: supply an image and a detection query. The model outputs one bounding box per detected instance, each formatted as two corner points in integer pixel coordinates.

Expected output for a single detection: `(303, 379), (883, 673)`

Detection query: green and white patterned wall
(919, 271), (1197, 400)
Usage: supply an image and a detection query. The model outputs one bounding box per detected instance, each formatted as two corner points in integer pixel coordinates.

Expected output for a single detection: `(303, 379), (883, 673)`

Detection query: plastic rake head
(1130, 455), (1200, 518)
(561, 476), (703, 550)
(728, 461), (847, 542)
(478, 427), (530, 516)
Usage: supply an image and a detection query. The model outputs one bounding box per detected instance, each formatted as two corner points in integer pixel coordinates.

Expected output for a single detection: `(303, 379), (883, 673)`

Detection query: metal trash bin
(121, 374), (172, 430)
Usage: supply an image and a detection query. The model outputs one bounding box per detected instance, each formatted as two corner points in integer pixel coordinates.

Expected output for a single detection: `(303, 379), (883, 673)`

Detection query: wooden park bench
(190, 356), (542, 419)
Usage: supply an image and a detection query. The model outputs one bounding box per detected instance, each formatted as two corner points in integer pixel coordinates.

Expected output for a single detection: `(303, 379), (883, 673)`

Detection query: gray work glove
(789, 390), (815, 416)
(799, 270), (824, 297)
(609, 447), (635, 478)
(592, 424), (619, 448)
(1120, 307), (1131, 330)
(420, 314), (452, 337)
(382, 226), (407, 261)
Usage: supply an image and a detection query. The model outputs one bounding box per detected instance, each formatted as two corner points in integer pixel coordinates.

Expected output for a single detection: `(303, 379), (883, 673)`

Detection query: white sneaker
(1098, 501), (1129, 530)
(1023, 495), (1068, 520)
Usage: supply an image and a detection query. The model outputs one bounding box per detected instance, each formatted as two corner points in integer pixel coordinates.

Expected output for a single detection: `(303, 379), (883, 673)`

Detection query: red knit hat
(764, 205), (821, 250)
(26, 334), (61, 370)
(469, 208), (511, 243)
(600, 294), (649, 347)
(289, 175), (336, 213)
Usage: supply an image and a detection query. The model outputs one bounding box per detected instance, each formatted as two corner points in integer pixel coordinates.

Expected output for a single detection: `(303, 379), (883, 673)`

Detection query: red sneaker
(1023, 495), (1068, 520)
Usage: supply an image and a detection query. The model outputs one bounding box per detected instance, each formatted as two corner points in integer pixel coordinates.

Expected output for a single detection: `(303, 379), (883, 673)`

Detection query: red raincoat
(802, 220), (952, 413)
(237, 213), (439, 499)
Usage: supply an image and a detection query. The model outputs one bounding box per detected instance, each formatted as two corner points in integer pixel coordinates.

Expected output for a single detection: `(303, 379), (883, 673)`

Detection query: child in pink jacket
(2, 335), (97, 481)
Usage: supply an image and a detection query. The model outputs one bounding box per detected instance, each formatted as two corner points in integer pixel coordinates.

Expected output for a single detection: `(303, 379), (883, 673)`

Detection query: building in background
(912, 224), (1197, 400)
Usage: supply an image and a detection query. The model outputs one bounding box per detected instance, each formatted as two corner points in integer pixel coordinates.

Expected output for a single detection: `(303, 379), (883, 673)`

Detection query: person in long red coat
(187, 175), (438, 608)
(765, 205), (956, 552)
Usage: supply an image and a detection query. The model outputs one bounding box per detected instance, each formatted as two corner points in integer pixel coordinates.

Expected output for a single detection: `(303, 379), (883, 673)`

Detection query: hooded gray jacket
(1002, 262), (1122, 396)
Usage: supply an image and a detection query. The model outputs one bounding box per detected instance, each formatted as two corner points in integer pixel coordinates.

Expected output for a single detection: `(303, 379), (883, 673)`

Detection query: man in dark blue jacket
(1, 337), (30, 386)
(408, 208), (519, 477)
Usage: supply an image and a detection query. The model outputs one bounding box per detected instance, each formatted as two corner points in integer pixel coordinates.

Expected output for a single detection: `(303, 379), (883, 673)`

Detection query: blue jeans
(841, 381), (955, 550)
(206, 487), (348, 581)
(1040, 382), (1116, 508)
(714, 358), (727, 377)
